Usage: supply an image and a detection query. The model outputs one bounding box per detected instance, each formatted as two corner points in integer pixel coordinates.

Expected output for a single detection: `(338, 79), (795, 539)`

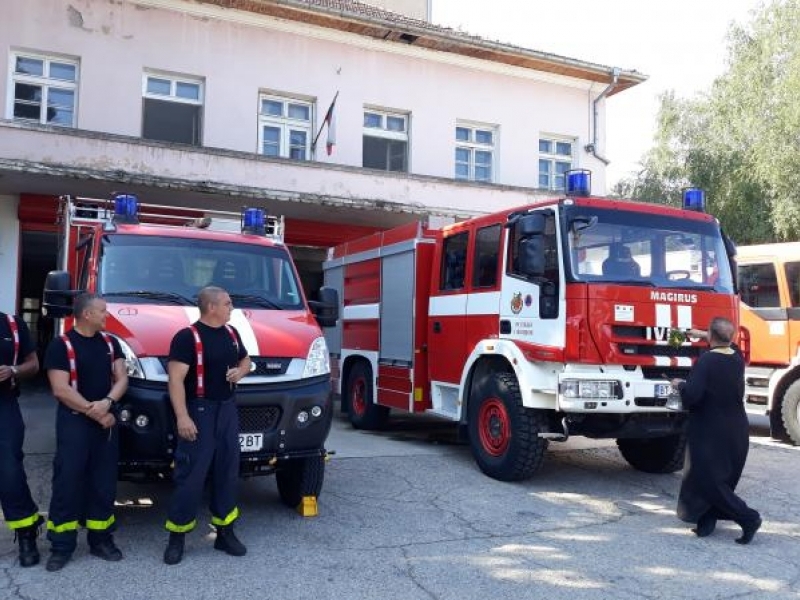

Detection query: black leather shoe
(89, 539), (123, 561)
(163, 533), (185, 565)
(214, 526), (246, 557)
(736, 516), (762, 545)
(45, 551), (72, 572)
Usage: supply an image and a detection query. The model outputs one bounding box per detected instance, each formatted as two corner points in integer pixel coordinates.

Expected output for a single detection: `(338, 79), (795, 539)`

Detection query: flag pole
(312, 91), (339, 152)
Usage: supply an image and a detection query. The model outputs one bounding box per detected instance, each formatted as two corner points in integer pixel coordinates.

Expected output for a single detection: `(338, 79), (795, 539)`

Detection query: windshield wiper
(229, 293), (282, 309)
(605, 279), (657, 287)
(103, 290), (195, 305)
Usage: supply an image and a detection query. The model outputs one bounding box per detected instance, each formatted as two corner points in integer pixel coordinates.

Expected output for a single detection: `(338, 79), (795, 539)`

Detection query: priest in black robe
(670, 317), (762, 544)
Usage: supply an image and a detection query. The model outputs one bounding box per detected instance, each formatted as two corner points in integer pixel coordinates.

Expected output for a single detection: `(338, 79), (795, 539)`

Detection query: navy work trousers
(166, 397), (240, 532)
(47, 405), (119, 553)
(0, 397), (39, 530)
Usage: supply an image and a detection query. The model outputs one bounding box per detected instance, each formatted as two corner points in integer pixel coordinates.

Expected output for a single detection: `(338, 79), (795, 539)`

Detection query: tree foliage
(613, 0), (800, 244)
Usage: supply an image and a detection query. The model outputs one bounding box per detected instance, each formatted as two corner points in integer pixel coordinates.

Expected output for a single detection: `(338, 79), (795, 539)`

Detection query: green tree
(615, 0), (800, 244)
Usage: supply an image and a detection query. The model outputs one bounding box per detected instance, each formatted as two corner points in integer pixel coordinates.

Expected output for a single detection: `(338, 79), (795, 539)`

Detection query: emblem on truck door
(511, 292), (523, 314)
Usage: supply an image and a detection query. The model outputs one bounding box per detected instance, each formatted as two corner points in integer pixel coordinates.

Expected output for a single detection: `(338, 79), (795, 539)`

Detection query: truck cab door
(428, 230), (469, 386)
(739, 260), (792, 365)
(499, 210), (566, 353)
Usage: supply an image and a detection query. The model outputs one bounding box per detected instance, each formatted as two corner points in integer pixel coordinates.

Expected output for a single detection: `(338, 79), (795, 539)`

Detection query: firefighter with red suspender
(43, 293), (128, 571)
(0, 310), (41, 567)
(163, 286), (250, 565)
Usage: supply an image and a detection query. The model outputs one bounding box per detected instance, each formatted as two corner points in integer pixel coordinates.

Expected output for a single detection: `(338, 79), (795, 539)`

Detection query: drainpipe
(585, 67), (620, 166)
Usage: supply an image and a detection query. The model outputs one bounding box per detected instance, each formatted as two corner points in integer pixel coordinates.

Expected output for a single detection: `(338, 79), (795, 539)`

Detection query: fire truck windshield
(98, 234), (304, 309)
(563, 206), (734, 293)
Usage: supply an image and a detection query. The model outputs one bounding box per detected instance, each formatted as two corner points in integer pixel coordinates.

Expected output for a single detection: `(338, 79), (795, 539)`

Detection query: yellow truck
(738, 242), (800, 444)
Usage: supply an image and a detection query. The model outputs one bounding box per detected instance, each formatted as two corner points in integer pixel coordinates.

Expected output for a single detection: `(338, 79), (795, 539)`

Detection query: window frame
(362, 107), (410, 172)
(538, 136), (575, 191)
(8, 51), (79, 126)
(257, 93), (313, 161)
(455, 122), (496, 183)
(141, 71), (204, 145)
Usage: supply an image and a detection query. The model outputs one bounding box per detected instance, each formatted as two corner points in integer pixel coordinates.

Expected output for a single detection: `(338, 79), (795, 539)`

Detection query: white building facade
(0, 0), (644, 345)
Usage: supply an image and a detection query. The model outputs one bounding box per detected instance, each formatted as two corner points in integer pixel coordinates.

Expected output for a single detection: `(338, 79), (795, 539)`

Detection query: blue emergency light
(113, 194), (139, 223)
(683, 188), (706, 212)
(241, 207), (266, 235)
(565, 169), (592, 197)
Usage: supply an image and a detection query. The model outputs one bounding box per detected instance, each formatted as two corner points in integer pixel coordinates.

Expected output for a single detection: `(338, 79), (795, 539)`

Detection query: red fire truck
(323, 172), (739, 481)
(43, 194), (338, 508)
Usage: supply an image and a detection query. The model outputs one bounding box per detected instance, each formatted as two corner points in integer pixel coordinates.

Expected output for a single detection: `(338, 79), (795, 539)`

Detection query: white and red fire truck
(323, 172), (740, 481)
(43, 194), (338, 508)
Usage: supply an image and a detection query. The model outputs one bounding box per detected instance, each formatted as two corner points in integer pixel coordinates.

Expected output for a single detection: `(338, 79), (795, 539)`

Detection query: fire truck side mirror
(42, 270), (76, 318)
(518, 236), (546, 278)
(309, 286), (339, 328)
(518, 214), (546, 236)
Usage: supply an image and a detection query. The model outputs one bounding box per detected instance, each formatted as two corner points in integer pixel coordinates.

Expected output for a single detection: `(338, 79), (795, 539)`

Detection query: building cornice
(132, 0), (645, 93)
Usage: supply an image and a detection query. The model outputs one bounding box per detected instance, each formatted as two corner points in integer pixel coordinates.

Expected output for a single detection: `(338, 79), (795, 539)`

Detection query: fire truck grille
(238, 405), (281, 432)
(641, 367), (691, 381)
(612, 326), (702, 361)
(157, 357), (291, 377)
(618, 344), (703, 359)
(247, 357), (291, 377)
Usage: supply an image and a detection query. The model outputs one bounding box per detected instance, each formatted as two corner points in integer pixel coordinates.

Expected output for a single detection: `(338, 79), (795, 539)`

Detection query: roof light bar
(113, 194), (139, 224)
(683, 188), (706, 212)
(565, 169), (592, 197)
(241, 207), (267, 235)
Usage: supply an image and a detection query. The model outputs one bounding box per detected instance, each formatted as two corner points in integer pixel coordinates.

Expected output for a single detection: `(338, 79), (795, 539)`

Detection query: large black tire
(344, 361), (389, 430)
(617, 433), (687, 474)
(467, 371), (548, 481)
(275, 455), (325, 509)
(780, 380), (800, 445)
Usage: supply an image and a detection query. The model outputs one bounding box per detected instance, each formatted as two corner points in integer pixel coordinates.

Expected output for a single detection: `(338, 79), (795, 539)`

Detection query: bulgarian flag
(324, 95), (337, 155)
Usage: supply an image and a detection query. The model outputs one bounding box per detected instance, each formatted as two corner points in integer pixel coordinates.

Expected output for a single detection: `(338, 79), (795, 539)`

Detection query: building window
(363, 109), (408, 172)
(538, 137), (573, 190)
(142, 73), (203, 145)
(455, 124), (495, 182)
(10, 52), (78, 126)
(258, 94), (312, 160)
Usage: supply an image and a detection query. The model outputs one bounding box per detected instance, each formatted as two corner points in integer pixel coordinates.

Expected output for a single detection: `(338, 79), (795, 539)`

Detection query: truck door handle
(433, 322), (442, 333)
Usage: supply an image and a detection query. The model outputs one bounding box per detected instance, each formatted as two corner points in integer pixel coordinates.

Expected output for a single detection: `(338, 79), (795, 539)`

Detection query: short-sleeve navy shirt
(169, 321), (247, 401)
(44, 329), (124, 402)
(0, 313), (36, 399)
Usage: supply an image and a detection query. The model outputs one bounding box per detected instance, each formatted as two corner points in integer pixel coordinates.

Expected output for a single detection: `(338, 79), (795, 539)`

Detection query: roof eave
(196, 0), (647, 93)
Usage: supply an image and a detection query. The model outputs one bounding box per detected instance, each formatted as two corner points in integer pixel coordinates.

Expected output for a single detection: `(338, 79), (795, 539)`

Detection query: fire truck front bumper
(115, 375), (333, 479)
(557, 377), (678, 414)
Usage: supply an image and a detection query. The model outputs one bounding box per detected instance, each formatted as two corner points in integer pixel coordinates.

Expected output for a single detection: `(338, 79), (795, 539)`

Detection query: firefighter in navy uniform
(163, 286), (250, 565)
(0, 310), (41, 567)
(43, 293), (128, 571)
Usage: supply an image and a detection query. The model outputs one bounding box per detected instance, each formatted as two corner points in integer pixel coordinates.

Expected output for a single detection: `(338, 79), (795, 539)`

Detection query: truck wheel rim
(478, 398), (510, 456)
(351, 377), (367, 416)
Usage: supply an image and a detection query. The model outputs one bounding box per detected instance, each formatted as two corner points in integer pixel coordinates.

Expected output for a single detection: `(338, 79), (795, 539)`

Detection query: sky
(430, 0), (765, 187)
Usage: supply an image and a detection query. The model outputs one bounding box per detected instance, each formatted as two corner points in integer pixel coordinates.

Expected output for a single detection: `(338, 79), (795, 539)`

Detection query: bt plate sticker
(615, 304), (634, 323)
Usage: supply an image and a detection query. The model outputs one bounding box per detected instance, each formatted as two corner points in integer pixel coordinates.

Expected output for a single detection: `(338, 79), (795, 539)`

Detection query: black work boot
(89, 536), (123, 562)
(15, 521), (41, 568)
(213, 525), (246, 557)
(45, 551), (72, 572)
(163, 533), (185, 565)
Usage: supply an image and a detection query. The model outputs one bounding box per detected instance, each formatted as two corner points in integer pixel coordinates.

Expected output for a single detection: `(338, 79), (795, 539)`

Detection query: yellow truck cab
(738, 242), (800, 444)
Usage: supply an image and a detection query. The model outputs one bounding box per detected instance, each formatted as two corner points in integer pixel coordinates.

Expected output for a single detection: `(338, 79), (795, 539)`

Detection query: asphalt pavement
(1, 382), (798, 600)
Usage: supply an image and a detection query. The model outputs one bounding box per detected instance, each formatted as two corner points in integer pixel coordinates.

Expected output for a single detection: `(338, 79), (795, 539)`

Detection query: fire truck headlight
(113, 336), (146, 379)
(561, 380), (622, 400)
(302, 337), (330, 378)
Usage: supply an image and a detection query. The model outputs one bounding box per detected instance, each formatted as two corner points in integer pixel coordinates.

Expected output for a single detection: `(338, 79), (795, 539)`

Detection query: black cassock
(676, 346), (760, 525)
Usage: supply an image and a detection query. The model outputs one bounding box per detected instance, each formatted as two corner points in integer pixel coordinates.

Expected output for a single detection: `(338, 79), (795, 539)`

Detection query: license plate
(239, 433), (264, 453)
(655, 383), (672, 398)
